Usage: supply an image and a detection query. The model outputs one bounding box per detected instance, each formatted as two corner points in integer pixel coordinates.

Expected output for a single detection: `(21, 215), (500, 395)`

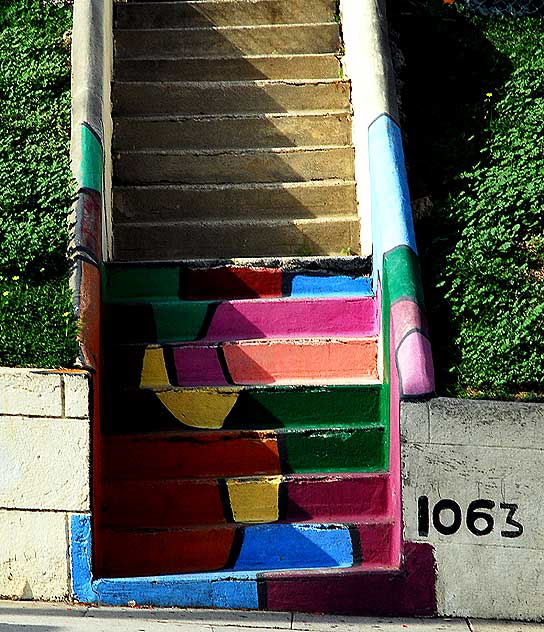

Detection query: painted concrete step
(114, 0), (336, 28)
(113, 337), (379, 388)
(113, 146), (355, 185)
(113, 216), (361, 260)
(112, 79), (351, 116)
(96, 522), (363, 577)
(113, 180), (356, 223)
(103, 424), (386, 475)
(104, 384), (385, 434)
(104, 262), (373, 302)
(115, 24), (341, 59)
(113, 112), (351, 151)
(88, 542), (428, 611)
(101, 473), (390, 528)
(114, 54), (341, 82)
(104, 295), (377, 344)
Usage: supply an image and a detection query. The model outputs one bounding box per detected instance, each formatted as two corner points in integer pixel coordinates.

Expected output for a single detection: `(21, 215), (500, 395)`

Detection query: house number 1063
(417, 496), (524, 538)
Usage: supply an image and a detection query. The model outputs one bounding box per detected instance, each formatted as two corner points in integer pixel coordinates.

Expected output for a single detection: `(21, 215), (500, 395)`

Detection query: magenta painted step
(170, 337), (379, 386)
(203, 296), (377, 342)
(101, 473), (391, 528)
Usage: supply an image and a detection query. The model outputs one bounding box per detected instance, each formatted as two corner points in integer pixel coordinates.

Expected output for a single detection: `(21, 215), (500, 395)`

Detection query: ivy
(0, 0), (78, 367)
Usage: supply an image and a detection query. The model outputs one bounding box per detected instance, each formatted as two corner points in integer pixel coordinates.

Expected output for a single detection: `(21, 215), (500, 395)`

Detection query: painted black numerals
(417, 496), (523, 538)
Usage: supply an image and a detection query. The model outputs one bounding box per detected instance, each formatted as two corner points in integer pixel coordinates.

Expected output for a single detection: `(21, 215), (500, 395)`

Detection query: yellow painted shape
(140, 346), (169, 388)
(227, 476), (282, 523)
(156, 389), (240, 429)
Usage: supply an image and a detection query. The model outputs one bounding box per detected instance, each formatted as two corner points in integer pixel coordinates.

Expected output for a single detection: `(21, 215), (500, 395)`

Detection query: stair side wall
(0, 369), (91, 601)
(402, 398), (544, 621)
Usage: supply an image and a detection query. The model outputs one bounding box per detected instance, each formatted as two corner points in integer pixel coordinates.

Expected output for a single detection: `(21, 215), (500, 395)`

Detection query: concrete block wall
(402, 398), (544, 621)
(0, 368), (91, 601)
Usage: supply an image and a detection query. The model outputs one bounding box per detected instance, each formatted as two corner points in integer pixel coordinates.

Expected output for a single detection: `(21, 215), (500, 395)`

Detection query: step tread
(114, 144), (354, 155)
(115, 22), (338, 31)
(113, 178), (355, 191)
(114, 78), (349, 85)
(115, 215), (360, 227)
(114, 109), (351, 121)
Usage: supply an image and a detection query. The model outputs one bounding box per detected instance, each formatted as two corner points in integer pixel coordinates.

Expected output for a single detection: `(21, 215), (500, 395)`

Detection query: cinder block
(0, 510), (70, 600)
(64, 372), (91, 419)
(0, 417), (90, 511)
(0, 368), (62, 417)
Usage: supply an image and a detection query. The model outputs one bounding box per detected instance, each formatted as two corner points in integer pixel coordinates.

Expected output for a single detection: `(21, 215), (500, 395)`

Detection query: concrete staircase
(111, 0), (361, 260)
(97, 0), (399, 592)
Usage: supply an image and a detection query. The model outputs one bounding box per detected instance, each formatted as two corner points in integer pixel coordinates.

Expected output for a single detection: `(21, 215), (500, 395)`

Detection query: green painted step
(105, 383), (386, 433)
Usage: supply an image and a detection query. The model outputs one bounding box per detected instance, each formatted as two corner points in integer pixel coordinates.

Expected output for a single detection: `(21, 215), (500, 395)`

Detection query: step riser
(114, 114), (351, 151)
(115, 0), (336, 28)
(107, 386), (384, 432)
(102, 474), (389, 528)
(116, 339), (379, 388)
(113, 182), (356, 222)
(105, 265), (372, 302)
(105, 297), (377, 344)
(114, 147), (355, 185)
(103, 426), (387, 477)
(113, 81), (351, 115)
(115, 24), (340, 58)
(97, 522), (358, 577)
(113, 217), (361, 260)
(114, 55), (341, 81)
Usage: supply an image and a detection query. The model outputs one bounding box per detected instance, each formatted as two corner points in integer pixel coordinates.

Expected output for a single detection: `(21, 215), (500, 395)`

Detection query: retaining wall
(402, 397), (544, 620)
(0, 368), (91, 601)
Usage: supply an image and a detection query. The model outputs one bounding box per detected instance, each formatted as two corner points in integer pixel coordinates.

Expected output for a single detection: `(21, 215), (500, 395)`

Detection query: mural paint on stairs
(105, 294), (378, 345)
(101, 473), (390, 528)
(137, 338), (379, 387)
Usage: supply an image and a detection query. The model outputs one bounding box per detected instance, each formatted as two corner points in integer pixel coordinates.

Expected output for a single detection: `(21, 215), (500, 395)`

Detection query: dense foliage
(390, 1), (544, 398)
(0, 0), (78, 367)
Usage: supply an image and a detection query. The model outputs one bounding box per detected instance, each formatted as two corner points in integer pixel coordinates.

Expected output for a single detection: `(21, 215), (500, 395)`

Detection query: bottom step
(95, 521), (395, 578)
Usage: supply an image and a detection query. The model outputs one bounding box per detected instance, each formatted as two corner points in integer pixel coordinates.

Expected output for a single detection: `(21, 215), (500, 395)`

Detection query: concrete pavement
(0, 602), (542, 632)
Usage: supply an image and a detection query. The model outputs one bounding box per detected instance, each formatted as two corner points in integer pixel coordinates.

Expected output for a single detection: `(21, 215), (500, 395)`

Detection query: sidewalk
(0, 602), (542, 632)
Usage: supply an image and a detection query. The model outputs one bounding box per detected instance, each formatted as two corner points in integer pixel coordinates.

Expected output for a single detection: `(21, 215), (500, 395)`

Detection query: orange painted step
(131, 337), (379, 388)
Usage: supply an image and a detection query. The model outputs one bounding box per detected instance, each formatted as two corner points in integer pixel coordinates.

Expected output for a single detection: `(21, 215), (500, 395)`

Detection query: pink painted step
(203, 296), (377, 342)
(168, 337), (379, 386)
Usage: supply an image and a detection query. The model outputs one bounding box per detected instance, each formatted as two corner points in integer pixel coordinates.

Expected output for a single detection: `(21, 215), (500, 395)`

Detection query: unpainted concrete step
(113, 180), (357, 222)
(113, 79), (351, 115)
(115, 23), (340, 59)
(114, 53), (342, 81)
(115, 0), (336, 28)
(114, 146), (355, 185)
(113, 215), (361, 260)
(113, 111), (351, 150)
(114, 53), (341, 81)
(101, 472), (390, 528)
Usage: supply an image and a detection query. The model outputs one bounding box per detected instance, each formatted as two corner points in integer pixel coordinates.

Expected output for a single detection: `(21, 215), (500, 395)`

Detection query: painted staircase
(100, 263), (399, 581)
(92, 0), (419, 611)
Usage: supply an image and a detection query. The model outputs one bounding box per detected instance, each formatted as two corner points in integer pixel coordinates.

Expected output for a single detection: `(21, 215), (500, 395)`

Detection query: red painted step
(101, 473), (391, 528)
